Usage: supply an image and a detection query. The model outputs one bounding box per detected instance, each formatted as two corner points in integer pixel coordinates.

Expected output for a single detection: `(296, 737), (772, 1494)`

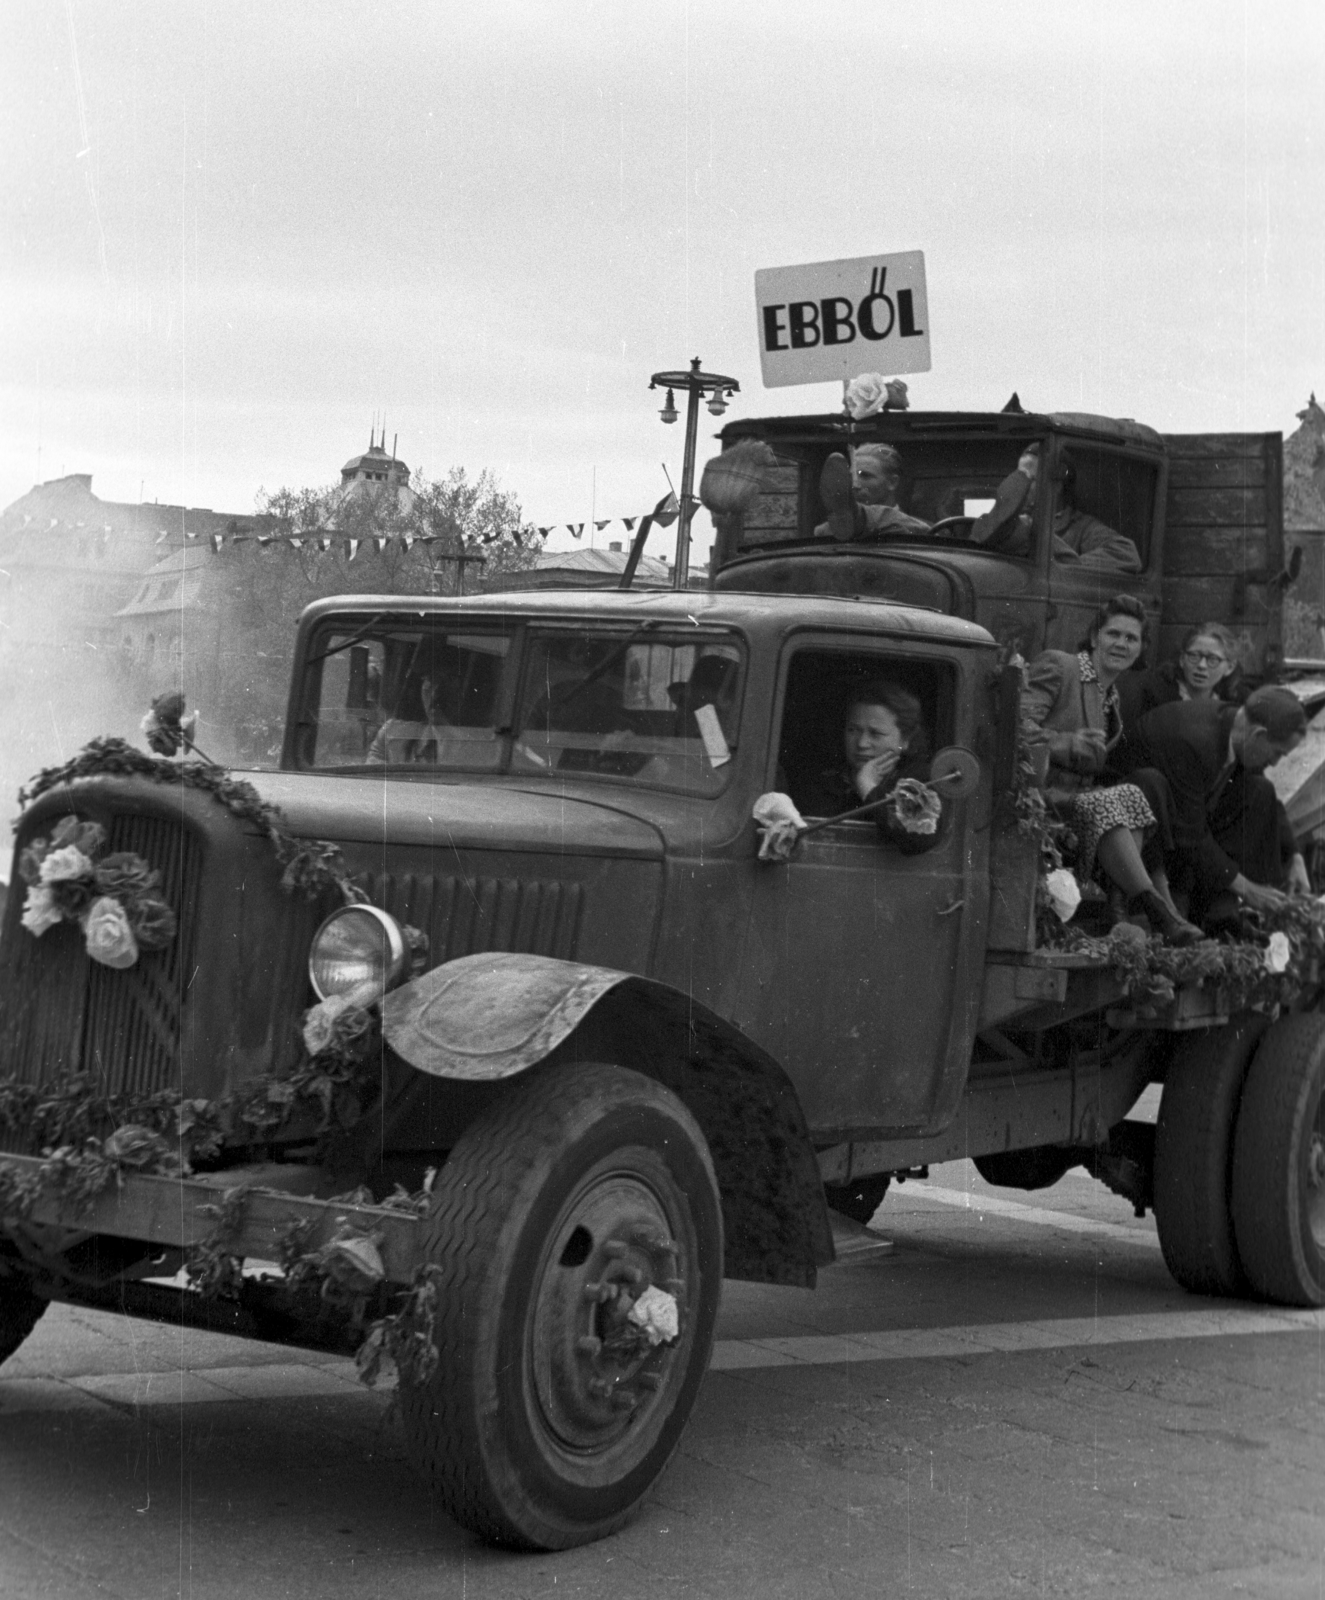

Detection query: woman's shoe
(1133, 888), (1202, 946)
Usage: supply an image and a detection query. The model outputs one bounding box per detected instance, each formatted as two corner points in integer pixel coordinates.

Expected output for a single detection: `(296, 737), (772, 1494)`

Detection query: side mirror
(929, 746), (981, 801)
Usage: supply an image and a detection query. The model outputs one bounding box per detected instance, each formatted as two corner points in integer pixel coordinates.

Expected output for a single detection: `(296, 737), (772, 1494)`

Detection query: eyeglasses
(1183, 650), (1226, 667)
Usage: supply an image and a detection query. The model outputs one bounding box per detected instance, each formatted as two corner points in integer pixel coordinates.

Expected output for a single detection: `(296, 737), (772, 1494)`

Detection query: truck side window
(776, 650), (954, 820)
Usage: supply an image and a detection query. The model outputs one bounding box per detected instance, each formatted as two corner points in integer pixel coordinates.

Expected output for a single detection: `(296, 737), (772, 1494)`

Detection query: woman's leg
(1096, 826), (1201, 944)
(1095, 826), (1153, 898)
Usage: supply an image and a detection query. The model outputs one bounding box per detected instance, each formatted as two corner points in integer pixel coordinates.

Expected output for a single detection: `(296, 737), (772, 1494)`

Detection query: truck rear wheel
(398, 1061), (723, 1550)
(1153, 1015), (1268, 1296)
(0, 1274), (46, 1367)
(1231, 1014), (1325, 1307)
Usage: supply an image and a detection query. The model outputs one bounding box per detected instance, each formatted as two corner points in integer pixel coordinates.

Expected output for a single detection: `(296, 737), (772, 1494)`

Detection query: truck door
(732, 638), (989, 1141)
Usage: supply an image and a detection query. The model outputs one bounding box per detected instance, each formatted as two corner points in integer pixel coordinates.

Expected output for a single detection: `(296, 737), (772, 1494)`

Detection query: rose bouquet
(885, 777), (942, 836)
(18, 815), (177, 969)
(141, 691), (199, 758)
(844, 373), (910, 421)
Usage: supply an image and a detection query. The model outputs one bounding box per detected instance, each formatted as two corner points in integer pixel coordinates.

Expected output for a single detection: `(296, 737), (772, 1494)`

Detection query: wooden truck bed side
(1160, 431), (1285, 678)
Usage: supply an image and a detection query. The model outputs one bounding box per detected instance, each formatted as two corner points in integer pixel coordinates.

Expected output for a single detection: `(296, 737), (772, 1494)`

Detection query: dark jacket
(1019, 649), (1119, 797)
(798, 751), (944, 854)
(1126, 700), (1242, 894)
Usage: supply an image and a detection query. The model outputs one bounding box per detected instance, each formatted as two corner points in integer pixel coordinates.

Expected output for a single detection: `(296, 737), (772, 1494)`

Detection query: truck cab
(711, 408), (1286, 680)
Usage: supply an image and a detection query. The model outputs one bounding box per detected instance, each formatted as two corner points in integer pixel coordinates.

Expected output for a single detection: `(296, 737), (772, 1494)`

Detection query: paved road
(2, 1144), (1323, 1599)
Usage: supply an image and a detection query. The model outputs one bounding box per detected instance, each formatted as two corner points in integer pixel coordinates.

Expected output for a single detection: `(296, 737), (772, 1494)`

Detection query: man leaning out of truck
(1121, 685), (1310, 932)
(971, 445), (1142, 573)
(814, 443), (932, 540)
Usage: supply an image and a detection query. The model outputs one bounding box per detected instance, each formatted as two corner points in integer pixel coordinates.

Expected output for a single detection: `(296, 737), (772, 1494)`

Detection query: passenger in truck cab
(367, 673), (449, 763)
(814, 443), (932, 541)
(798, 680), (944, 853)
(971, 445), (1143, 573)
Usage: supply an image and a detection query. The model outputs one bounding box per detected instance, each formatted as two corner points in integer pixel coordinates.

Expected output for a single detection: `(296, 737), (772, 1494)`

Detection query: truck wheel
(1230, 1014), (1325, 1307)
(0, 1277), (46, 1367)
(398, 1061), (723, 1550)
(1153, 1015), (1268, 1296)
(824, 1173), (890, 1225)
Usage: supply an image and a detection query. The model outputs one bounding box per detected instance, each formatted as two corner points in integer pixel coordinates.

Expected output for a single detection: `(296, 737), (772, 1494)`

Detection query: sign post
(755, 251), (931, 389)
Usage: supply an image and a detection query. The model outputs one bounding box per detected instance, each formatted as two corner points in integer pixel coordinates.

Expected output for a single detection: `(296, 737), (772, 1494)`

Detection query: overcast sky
(1, 0), (1321, 560)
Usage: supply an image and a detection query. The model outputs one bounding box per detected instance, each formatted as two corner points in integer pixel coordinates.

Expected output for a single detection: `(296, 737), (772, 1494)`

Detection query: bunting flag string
(187, 493), (683, 555)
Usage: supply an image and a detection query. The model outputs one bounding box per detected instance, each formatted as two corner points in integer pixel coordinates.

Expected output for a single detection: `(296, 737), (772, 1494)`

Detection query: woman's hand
(854, 749), (901, 800)
(1064, 728), (1107, 772)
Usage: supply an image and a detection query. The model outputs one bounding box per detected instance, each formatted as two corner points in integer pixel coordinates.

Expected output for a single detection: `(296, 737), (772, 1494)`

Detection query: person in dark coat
(1126, 685), (1310, 927)
(798, 681), (944, 853)
(1115, 622), (1238, 761)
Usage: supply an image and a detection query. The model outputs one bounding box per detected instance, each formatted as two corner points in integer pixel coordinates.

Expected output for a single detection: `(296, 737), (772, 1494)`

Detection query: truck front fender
(381, 953), (834, 1288)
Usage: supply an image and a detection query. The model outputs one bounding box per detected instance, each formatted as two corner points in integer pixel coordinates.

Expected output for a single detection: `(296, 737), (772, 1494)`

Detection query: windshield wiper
(306, 613), (388, 666)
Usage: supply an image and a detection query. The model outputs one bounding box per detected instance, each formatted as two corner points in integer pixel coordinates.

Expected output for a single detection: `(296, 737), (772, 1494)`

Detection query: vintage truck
(1, 403), (1323, 1553)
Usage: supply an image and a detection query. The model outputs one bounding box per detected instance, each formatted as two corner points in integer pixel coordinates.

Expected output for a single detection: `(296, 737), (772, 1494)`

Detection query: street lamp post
(650, 358), (739, 590)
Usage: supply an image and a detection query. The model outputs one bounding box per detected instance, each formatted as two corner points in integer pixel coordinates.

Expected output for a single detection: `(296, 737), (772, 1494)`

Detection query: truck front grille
(364, 872), (583, 964)
(0, 812), (201, 1104)
(80, 813), (202, 1097)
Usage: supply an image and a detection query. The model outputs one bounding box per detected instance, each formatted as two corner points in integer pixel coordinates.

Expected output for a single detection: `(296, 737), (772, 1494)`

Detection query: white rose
(1264, 931), (1291, 975)
(1044, 867), (1083, 923)
(39, 845), (94, 885)
(82, 896), (139, 969)
(303, 992), (353, 1057)
(627, 1285), (680, 1345)
(845, 373), (888, 420)
(21, 885), (63, 937)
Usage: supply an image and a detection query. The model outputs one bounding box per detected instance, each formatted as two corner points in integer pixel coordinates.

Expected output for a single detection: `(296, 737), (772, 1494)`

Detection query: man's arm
(1149, 726), (1241, 894)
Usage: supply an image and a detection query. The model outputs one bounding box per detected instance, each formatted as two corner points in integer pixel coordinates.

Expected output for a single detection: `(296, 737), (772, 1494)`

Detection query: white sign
(755, 250), (931, 388)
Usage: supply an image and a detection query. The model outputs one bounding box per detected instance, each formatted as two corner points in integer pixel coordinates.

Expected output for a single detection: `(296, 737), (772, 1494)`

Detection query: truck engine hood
(244, 772), (665, 860)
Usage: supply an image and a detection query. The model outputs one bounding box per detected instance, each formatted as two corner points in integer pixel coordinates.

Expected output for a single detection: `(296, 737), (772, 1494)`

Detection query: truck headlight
(308, 905), (409, 1000)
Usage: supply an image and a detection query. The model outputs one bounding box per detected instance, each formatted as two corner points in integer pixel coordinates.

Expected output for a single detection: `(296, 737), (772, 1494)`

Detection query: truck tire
(398, 1061), (723, 1550)
(1230, 1014), (1325, 1307)
(974, 1147), (1077, 1190)
(1152, 1014), (1268, 1297)
(824, 1174), (890, 1224)
(0, 1278), (46, 1367)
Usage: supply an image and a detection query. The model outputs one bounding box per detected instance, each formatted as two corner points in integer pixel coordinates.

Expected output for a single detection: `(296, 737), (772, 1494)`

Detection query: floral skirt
(1068, 783), (1156, 878)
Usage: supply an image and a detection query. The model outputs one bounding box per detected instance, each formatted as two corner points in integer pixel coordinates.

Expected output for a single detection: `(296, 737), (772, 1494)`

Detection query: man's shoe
(818, 453), (863, 542)
(971, 467), (1032, 549)
(1134, 888), (1203, 946)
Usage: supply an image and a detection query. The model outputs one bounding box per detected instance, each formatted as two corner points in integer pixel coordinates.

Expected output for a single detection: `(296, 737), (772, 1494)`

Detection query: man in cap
(972, 445), (1142, 572)
(815, 443), (931, 541)
(1124, 684), (1309, 927)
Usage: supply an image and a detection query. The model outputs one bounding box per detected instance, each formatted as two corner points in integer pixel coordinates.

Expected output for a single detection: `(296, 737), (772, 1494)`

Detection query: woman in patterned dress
(1021, 595), (1201, 945)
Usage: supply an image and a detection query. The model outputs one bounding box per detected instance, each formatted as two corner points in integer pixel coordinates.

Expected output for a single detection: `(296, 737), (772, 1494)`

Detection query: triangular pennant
(317, 537), (332, 552)
(567, 523), (583, 539)
(289, 537), (303, 549)
(595, 519), (610, 531)
(537, 526), (553, 537)
(257, 534), (274, 546)
(346, 538), (360, 561)
(373, 536), (388, 553)
(403, 533), (414, 550)
(651, 491), (680, 528)
(210, 533), (223, 554)
(155, 530), (169, 543)
(185, 529), (198, 540)
(622, 517), (637, 532)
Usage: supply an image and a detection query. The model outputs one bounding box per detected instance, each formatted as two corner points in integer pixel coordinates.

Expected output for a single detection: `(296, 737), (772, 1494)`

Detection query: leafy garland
(19, 737), (356, 902)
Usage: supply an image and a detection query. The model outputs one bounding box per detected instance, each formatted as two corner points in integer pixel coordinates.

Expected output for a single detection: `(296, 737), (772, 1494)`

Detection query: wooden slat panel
(1167, 455), (1267, 490)
(1165, 488), (1269, 526)
(1162, 433), (1277, 458)
(1164, 526), (1268, 571)
(1162, 574), (1275, 622)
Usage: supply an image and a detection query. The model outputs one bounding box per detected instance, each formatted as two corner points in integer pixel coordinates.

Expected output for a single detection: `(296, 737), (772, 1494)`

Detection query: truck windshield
(298, 618), (743, 795)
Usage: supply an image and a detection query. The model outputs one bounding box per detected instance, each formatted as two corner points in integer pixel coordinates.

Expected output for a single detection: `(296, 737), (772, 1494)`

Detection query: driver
(971, 445), (1142, 572)
(815, 443), (932, 540)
